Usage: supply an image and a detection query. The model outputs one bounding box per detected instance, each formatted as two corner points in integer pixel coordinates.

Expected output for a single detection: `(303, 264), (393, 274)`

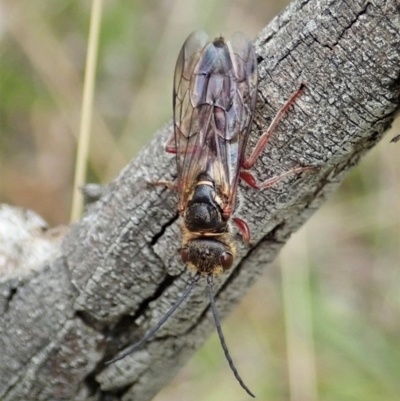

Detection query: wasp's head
(180, 231), (236, 275)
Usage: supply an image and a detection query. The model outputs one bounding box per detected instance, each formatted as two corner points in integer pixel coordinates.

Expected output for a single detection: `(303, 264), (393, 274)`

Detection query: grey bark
(1, 0), (399, 400)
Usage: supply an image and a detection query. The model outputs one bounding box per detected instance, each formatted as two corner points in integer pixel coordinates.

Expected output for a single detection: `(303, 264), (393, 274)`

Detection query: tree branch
(1, 0), (399, 400)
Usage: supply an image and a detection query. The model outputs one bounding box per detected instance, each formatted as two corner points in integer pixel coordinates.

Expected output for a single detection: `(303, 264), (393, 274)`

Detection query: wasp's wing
(173, 31), (258, 214)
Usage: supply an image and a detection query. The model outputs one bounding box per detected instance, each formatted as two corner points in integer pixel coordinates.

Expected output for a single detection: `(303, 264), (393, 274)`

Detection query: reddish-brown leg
(165, 132), (202, 155)
(148, 180), (177, 190)
(233, 217), (251, 243)
(239, 171), (259, 189)
(240, 167), (314, 190)
(151, 133), (178, 188)
(164, 132), (177, 154)
(242, 84), (305, 170)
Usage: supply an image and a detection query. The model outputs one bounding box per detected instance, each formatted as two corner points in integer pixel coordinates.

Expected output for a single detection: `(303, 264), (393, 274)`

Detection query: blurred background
(0, 1), (398, 400)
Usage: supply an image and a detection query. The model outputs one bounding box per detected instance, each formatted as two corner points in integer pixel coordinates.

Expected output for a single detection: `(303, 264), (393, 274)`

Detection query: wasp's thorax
(184, 173), (227, 234)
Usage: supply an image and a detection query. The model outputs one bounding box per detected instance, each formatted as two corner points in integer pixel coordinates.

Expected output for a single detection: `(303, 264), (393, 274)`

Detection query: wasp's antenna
(106, 272), (202, 365)
(207, 274), (255, 398)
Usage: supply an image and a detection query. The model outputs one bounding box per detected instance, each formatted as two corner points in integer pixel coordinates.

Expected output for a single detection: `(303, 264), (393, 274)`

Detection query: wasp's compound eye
(180, 248), (189, 264)
(220, 252), (234, 271)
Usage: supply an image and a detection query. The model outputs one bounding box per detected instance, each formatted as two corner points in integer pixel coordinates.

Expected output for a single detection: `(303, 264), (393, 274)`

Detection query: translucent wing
(173, 31), (258, 216)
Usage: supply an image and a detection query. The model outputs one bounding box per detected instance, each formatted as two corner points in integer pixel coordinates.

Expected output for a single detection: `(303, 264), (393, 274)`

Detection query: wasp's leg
(242, 84), (305, 170)
(233, 217), (251, 243)
(240, 166), (314, 190)
(164, 132), (177, 154)
(147, 180), (177, 190)
(164, 132), (201, 155)
(150, 131), (177, 188)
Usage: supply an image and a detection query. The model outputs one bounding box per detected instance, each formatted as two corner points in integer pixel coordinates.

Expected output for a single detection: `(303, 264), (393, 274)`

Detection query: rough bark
(1, 0), (399, 400)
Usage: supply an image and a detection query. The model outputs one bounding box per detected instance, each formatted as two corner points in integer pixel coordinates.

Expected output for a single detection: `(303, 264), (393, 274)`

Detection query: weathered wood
(1, 0), (399, 400)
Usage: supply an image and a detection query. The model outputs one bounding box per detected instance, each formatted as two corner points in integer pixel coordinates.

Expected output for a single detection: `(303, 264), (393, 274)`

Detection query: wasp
(107, 31), (311, 397)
